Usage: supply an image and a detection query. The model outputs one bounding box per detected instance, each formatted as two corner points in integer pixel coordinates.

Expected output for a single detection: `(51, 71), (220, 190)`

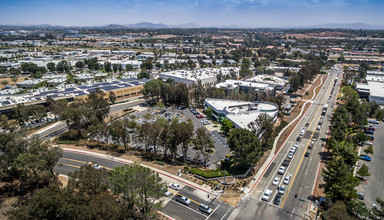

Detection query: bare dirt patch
(0, 77), (29, 89)
(303, 75), (328, 100)
(58, 175), (69, 188)
(219, 189), (242, 207)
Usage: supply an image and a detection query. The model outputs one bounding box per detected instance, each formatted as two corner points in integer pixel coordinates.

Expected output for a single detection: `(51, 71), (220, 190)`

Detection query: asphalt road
(231, 65), (344, 219)
(55, 150), (233, 220)
(36, 99), (145, 140)
(357, 122), (384, 209)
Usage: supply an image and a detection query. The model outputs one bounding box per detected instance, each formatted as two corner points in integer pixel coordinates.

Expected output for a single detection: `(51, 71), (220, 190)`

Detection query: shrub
(189, 168), (229, 178)
(154, 161), (165, 166)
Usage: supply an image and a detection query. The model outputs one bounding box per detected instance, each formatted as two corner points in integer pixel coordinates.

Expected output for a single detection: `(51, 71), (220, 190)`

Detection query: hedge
(189, 168), (229, 178)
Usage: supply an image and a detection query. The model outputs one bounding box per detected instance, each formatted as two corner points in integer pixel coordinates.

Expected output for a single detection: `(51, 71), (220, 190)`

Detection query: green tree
(138, 67), (150, 79)
(227, 128), (262, 167)
(104, 62), (112, 72)
(142, 79), (163, 104)
(46, 62), (56, 72)
(1, 80), (9, 86)
(108, 163), (165, 216)
(321, 157), (360, 201)
(221, 118), (233, 134)
(56, 60), (71, 73)
(357, 163), (370, 178)
(177, 120), (194, 165)
(193, 127), (215, 167)
(109, 119), (130, 151)
(205, 107), (213, 119)
(248, 113), (274, 150)
(88, 122), (108, 146)
(126, 64), (133, 71)
(86, 89), (110, 122)
(75, 61), (85, 69)
(108, 91), (117, 104)
(363, 145), (374, 155)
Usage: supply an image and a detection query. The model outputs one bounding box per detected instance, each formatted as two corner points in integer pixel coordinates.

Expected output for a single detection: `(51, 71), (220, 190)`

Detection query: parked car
(359, 155), (371, 162)
(262, 189), (273, 201)
(274, 194), (281, 205)
(278, 186), (286, 195)
(365, 129), (374, 135)
(288, 152), (293, 159)
(164, 190), (173, 197)
(176, 195), (191, 206)
(198, 203), (213, 214)
(357, 192), (365, 200)
(196, 115), (204, 119)
(272, 177), (280, 186)
(169, 183), (181, 190)
(364, 141), (373, 146)
(278, 166), (286, 175)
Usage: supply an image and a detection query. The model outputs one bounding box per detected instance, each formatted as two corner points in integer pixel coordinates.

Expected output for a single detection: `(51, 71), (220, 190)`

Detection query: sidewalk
(244, 74), (325, 196)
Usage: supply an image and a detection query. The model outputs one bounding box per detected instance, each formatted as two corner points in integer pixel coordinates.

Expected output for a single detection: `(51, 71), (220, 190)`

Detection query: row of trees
(320, 87), (382, 219)
(142, 79), (189, 107)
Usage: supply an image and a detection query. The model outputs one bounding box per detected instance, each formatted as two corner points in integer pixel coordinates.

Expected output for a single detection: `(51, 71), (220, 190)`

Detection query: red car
(196, 115), (204, 119)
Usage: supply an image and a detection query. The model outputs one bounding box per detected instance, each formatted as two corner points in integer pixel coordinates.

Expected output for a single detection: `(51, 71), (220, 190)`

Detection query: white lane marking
(291, 208), (295, 218)
(220, 207), (233, 220)
(305, 169), (309, 176)
(205, 204), (220, 220)
(169, 200), (206, 217)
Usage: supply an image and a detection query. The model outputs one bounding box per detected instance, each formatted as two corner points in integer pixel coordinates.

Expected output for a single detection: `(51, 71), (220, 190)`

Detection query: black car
(305, 123), (310, 127)
(296, 137), (301, 141)
(274, 194), (281, 205)
(305, 152), (310, 157)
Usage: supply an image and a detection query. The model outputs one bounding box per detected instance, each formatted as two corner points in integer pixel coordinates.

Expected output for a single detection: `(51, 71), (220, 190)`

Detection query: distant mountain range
(294, 23), (384, 30)
(1, 22), (383, 30)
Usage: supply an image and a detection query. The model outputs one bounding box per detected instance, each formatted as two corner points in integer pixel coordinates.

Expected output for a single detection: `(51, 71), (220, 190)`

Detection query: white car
(272, 177), (280, 186)
(87, 162), (102, 170)
(289, 147), (296, 153)
(278, 166), (286, 175)
(293, 142), (299, 148)
(364, 141), (373, 146)
(288, 152), (293, 159)
(278, 185), (286, 195)
(169, 183), (181, 190)
(262, 189), (273, 201)
(164, 190), (173, 197)
(283, 174), (291, 185)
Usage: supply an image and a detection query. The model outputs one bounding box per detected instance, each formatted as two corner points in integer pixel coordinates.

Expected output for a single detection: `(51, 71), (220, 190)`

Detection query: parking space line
(168, 200), (207, 217)
(205, 204), (220, 220)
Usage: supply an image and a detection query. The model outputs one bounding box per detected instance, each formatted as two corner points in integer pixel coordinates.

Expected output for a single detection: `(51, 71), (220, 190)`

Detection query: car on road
(305, 123), (310, 127)
(300, 128), (306, 136)
(316, 125), (321, 130)
(359, 155), (371, 162)
(296, 137), (301, 141)
(278, 166), (286, 175)
(262, 189), (273, 201)
(289, 146), (297, 153)
(169, 183), (181, 190)
(288, 152), (293, 159)
(305, 152), (310, 157)
(283, 174), (291, 185)
(294, 142), (299, 148)
(198, 203), (213, 214)
(176, 195), (191, 206)
(278, 186), (286, 195)
(87, 162), (102, 170)
(274, 194), (281, 205)
(272, 177), (280, 186)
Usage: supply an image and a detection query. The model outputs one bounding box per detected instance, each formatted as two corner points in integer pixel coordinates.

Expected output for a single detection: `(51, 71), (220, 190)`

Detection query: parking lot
(128, 106), (230, 168)
(356, 121), (384, 209)
(162, 185), (233, 220)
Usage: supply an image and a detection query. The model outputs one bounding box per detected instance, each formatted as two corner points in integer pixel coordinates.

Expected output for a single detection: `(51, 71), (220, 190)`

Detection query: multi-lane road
(230, 65), (344, 219)
(56, 150), (233, 220)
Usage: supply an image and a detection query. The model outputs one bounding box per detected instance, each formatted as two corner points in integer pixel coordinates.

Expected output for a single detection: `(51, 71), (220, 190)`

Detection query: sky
(0, 0), (384, 27)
